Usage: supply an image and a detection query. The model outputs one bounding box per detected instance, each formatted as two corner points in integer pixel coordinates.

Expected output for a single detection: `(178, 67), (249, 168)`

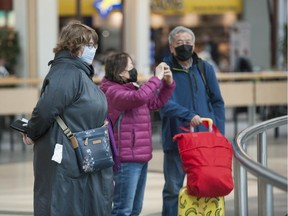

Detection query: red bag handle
(193, 118), (213, 132)
(179, 118), (222, 135)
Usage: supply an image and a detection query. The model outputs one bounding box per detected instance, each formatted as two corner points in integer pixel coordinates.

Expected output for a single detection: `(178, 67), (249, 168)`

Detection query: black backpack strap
(197, 58), (212, 111)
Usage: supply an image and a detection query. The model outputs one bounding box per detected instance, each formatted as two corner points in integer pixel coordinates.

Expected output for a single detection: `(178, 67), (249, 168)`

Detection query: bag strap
(179, 122), (222, 135)
(197, 58), (212, 112)
(106, 116), (121, 172)
(113, 112), (125, 131)
(179, 126), (191, 133)
(113, 112), (125, 155)
(55, 116), (79, 149)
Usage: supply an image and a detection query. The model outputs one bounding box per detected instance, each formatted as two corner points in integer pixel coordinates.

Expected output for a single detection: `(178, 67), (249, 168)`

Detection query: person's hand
(22, 133), (34, 145)
(163, 65), (173, 85)
(190, 115), (202, 128)
(154, 62), (165, 80)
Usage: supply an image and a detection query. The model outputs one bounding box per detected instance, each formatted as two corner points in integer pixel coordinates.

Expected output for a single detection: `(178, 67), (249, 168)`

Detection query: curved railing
(233, 115), (288, 216)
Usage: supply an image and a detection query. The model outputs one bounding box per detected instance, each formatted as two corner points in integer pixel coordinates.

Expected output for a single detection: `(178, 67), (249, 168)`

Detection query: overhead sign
(93, 0), (122, 18)
(59, 0), (242, 16)
(59, 0), (91, 16)
(58, 0), (122, 16)
(151, 0), (242, 15)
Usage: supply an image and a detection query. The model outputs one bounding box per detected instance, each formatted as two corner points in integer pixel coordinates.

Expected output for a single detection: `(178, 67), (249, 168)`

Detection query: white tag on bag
(51, 143), (63, 164)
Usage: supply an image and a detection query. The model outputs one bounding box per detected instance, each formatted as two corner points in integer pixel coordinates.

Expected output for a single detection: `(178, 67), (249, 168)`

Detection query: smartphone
(10, 119), (28, 133)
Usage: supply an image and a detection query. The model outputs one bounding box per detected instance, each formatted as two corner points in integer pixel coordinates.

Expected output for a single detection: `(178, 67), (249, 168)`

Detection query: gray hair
(168, 26), (195, 45)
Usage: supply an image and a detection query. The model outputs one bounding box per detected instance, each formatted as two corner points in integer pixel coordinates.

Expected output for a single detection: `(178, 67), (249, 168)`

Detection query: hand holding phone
(155, 63), (165, 80)
(10, 119), (28, 133)
(162, 64), (173, 85)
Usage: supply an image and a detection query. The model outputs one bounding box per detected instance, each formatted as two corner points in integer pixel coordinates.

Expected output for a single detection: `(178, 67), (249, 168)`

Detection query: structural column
(123, 0), (150, 75)
(14, 0), (58, 78)
(36, 0), (58, 78)
(14, 0), (29, 77)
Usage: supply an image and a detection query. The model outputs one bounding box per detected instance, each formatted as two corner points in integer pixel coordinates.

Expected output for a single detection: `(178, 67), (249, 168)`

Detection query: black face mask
(175, 45), (193, 61)
(127, 68), (138, 82)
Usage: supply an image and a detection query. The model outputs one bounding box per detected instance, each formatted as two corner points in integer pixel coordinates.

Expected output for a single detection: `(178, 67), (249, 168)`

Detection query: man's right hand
(190, 115), (202, 128)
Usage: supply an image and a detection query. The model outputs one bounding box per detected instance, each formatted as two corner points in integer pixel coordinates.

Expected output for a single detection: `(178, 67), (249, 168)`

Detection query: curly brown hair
(105, 52), (133, 84)
(53, 20), (98, 56)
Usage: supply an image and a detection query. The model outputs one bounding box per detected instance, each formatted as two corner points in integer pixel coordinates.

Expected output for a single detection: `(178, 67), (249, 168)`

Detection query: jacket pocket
(58, 138), (83, 179)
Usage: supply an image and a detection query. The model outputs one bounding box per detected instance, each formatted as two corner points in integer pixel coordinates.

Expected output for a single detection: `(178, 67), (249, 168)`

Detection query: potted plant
(0, 27), (20, 76)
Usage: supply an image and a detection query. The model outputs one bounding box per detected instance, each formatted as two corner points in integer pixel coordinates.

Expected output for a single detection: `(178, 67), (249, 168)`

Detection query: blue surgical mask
(80, 46), (97, 65)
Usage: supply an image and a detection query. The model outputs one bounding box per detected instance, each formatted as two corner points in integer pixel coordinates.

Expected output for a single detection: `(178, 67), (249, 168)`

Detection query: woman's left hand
(22, 133), (34, 145)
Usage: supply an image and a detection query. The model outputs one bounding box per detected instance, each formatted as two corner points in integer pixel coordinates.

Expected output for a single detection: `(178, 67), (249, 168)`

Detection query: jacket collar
(164, 53), (200, 73)
(48, 50), (94, 79)
(100, 77), (137, 93)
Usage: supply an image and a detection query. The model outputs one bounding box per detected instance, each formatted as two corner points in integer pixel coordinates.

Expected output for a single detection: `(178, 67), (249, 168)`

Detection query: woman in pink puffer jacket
(99, 52), (175, 216)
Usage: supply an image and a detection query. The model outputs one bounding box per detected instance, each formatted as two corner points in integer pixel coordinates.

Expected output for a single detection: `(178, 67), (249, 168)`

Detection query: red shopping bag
(173, 118), (234, 197)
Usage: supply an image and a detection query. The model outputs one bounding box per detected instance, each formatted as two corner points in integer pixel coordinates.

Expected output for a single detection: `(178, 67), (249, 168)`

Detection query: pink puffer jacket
(100, 77), (175, 162)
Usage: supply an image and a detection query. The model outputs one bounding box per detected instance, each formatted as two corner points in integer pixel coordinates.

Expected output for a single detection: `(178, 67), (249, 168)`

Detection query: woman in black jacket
(22, 21), (113, 216)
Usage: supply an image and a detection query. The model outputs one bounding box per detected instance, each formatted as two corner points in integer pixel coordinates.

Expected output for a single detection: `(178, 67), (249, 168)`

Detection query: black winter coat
(27, 51), (113, 216)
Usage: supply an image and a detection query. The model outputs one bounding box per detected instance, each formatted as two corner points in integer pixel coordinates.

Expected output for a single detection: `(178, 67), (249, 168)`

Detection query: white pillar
(37, 0), (58, 78)
(123, 0), (150, 75)
(14, 0), (29, 77)
(14, 0), (58, 78)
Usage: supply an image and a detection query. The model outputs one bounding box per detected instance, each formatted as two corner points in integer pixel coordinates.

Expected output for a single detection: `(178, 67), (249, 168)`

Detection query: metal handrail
(232, 115), (288, 216)
(233, 115), (288, 190)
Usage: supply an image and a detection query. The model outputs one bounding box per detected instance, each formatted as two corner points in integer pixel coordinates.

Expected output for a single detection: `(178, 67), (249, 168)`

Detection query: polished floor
(0, 114), (287, 216)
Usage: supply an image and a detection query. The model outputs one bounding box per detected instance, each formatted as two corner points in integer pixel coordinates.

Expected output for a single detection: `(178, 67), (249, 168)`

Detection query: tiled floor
(0, 115), (287, 216)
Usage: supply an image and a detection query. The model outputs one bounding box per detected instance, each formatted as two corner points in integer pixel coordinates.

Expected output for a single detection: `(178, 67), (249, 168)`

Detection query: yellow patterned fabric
(178, 187), (225, 216)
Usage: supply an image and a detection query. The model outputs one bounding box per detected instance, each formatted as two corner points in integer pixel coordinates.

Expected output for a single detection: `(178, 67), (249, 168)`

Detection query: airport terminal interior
(0, 0), (287, 215)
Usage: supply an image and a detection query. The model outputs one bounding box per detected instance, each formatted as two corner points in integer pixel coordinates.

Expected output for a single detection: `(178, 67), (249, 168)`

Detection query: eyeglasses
(86, 43), (98, 49)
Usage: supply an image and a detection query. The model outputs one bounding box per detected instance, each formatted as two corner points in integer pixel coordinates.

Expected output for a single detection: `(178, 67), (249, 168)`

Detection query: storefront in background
(58, 0), (242, 72)
(3, 0), (278, 77)
(150, 0), (242, 71)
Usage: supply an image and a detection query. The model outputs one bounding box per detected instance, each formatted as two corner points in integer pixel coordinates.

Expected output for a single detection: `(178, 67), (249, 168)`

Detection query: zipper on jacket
(187, 70), (196, 111)
(191, 73), (198, 92)
(172, 66), (198, 92)
(132, 128), (135, 159)
(172, 66), (197, 111)
(132, 128), (135, 148)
